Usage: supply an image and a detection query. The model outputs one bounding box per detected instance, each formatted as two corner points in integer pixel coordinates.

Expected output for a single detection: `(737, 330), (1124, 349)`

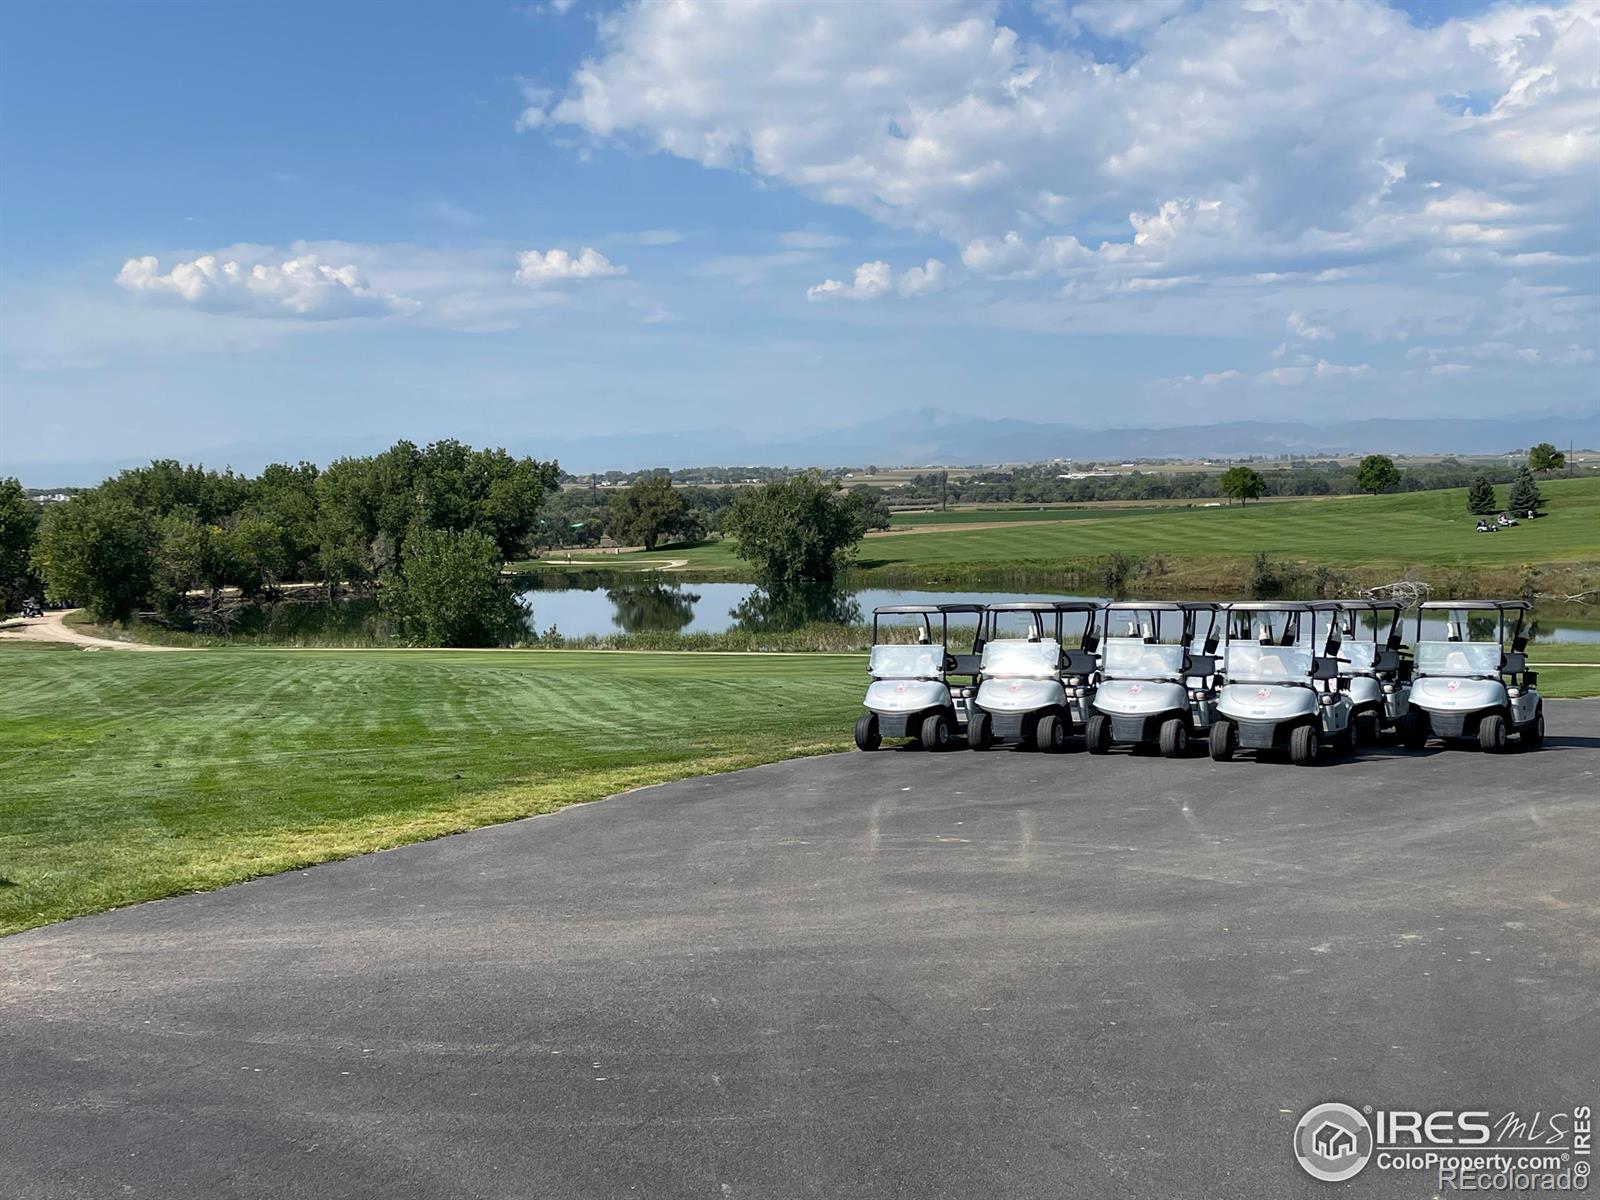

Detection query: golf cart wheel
(1478, 712), (1507, 754)
(1399, 709), (1429, 749)
(920, 711), (952, 751)
(1521, 706), (1545, 750)
(1085, 713), (1111, 755)
(854, 713), (881, 752)
(1353, 711), (1381, 747)
(968, 711), (994, 751)
(1037, 713), (1066, 753)
(1157, 716), (1188, 759)
(1208, 719), (1236, 762)
(1289, 723), (1321, 766)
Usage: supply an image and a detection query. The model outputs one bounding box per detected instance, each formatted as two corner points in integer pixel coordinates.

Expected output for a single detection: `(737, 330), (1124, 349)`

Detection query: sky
(1, 0), (1596, 481)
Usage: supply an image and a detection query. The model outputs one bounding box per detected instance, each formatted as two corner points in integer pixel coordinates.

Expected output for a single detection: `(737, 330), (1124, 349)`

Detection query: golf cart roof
(871, 603), (986, 615)
(1333, 599), (1404, 613)
(985, 600), (1101, 613)
(1220, 601), (1327, 612)
(1103, 600), (1218, 612)
(1419, 600), (1531, 612)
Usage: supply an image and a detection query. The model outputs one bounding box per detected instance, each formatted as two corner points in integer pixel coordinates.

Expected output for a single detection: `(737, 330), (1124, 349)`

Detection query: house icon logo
(1294, 1102), (1373, 1181)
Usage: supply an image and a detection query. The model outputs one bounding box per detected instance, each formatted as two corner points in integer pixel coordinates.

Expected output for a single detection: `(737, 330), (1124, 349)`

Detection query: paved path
(3, 703), (1598, 1198)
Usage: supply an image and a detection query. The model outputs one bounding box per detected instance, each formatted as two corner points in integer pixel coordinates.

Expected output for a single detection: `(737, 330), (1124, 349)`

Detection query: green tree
(608, 475), (688, 551)
(0, 478), (41, 609)
(725, 472), (867, 586)
(844, 485), (893, 531)
(32, 493), (154, 621)
(1354, 454), (1401, 496)
(1507, 466), (1543, 515)
(150, 510), (231, 614)
(227, 515), (292, 598)
(1527, 442), (1566, 474)
(1466, 475), (1498, 516)
(379, 526), (526, 647)
(1218, 466), (1267, 505)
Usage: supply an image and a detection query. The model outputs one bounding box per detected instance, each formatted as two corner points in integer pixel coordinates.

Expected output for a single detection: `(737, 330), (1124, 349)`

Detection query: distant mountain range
(540, 408), (1600, 472)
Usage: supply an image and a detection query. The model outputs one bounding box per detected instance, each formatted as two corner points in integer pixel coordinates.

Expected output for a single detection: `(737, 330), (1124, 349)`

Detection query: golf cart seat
(1061, 649), (1098, 677)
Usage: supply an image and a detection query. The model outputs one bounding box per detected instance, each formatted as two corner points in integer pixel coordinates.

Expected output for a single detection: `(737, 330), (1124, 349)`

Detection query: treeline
(2, 441), (559, 629)
(899, 458), (1570, 506)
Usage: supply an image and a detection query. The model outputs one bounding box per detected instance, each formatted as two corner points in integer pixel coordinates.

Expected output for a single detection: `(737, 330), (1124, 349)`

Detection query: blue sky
(1, 0), (1595, 481)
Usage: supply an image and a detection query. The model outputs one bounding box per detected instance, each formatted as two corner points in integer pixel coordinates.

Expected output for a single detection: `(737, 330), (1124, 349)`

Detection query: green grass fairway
(0, 646), (864, 935)
(535, 477), (1600, 581)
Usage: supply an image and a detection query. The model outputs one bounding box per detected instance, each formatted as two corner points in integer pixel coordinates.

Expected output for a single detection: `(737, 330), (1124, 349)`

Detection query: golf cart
(1086, 601), (1221, 757)
(1209, 602), (1353, 766)
(1406, 601), (1543, 752)
(855, 603), (985, 751)
(968, 601), (1101, 752)
(1331, 599), (1413, 745)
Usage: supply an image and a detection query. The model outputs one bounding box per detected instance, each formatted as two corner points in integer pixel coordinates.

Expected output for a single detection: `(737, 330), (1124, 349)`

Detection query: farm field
(3, 639), (1597, 935)
(527, 476), (1600, 581)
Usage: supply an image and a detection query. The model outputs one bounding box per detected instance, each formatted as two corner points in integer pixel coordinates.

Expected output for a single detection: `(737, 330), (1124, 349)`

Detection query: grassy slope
(0, 645), (864, 935)
(527, 477), (1600, 579)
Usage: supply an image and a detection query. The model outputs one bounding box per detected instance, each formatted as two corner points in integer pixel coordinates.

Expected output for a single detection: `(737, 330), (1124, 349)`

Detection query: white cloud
(1174, 368), (1241, 388)
(514, 247), (627, 284)
(1259, 360), (1371, 386)
(1287, 311), (1335, 342)
(116, 252), (415, 319)
(1430, 362), (1475, 375)
(807, 258), (946, 300)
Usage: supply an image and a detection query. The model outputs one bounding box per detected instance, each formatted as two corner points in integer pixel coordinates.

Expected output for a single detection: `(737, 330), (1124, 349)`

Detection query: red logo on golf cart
(895, 682), (907, 694)
(1257, 688), (1271, 700)
(1129, 683), (1143, 695)
(1446, 680), (1461, 691)
(1009, 680), (1021, 692)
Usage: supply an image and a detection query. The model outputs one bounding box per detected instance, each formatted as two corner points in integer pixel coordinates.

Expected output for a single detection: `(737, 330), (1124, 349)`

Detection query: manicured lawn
(531, 476), (1600, 578)
(0, 645), (866, 935)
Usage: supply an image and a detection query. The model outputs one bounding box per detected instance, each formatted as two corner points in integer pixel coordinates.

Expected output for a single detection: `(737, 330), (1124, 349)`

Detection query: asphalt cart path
(3, 702), (1598, 1198)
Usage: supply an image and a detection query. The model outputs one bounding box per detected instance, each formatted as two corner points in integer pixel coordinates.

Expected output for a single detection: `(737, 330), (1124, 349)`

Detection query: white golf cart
(1405, 600), (1543, 753)
(1086, 601), (1221, 758)
(855, 603), (986, 751)
(1209, 602), (1353, 766)
(968, 601), (1101, 752)
(1332, 599), (1413, 746)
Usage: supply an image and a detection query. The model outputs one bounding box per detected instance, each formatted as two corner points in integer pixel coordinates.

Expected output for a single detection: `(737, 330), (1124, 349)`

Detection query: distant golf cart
(1086, 601), (1221, 757)
(1406, 600), (1543, 753)
(1209, 602), (1353, 766)
(968, 601), (1101, 752)
(1332, 599), (1413, 746)
(855, 603), (985, 751)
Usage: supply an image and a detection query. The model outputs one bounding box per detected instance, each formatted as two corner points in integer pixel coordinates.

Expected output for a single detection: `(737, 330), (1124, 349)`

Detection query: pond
(518, 579), (1600, 644)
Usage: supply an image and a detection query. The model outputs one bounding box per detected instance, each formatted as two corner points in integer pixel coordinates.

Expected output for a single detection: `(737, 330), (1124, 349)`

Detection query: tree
(1527, 442), (1566, 474)
(1466, 475), (1498, 516)
(0, 477), (40, 609)
(843, 485), (893, 531)
(724, 472), (867, 586)
(608, 475), (688, 551)
(1355, 454), (1400, 496)
(227, 515), (292, 598)
(379, 527), (526, 647)
(1218, 466), (1267, 505)
(32, 493), (154, 621)
(1507, 466), (1543, 515)
(150, 510), (232, 614)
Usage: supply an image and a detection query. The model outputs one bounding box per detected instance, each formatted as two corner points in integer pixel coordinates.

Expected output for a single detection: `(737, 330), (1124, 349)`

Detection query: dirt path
(0, 609), (183, 652)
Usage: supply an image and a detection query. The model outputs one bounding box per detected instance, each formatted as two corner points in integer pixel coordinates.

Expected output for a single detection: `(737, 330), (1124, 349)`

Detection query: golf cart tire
(1209, 719), (1236, 762)
(968, 711), (994, 751)
(1085, 713), (1111, 755)
(1037, 713), (1066, 753)
(920, 712), (952, 752)
(1289, 723), (1321, 767)
(1157, 717), (1188, 759)
(1521, 706), (1545, 750)
(1353, 711), (1381, 748)
(854, 713), (881, 752)
(1399, 709), (1429, 750)
(1478, 712), (1507, 754)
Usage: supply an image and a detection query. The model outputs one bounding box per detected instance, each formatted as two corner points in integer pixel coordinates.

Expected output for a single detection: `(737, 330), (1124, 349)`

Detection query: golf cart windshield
(1225, 643), (1313, 682)
(982, 639), (1061, 678)
(869, 644), (944, 679)
(1102, 638), (1184, 680)
(1415, 641), (1501, 677)
(1341, 642), (1378, 672)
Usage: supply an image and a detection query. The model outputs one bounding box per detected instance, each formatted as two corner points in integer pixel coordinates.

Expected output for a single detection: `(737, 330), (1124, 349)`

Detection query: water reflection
(606, 582), (701, 634)
(729, 583), (863, 633)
